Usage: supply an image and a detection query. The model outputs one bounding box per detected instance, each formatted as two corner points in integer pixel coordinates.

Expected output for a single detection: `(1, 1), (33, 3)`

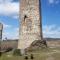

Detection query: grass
(52, 53), (60, 60)
(0, 47), (60, 60)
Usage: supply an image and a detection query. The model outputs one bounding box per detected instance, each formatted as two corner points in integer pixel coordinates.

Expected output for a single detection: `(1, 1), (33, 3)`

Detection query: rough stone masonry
(0, 23), (3, 40)
(18, 0), (43, 50)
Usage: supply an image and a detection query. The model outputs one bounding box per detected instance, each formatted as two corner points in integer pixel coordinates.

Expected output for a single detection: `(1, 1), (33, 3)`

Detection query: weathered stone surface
(0, 23), (3, 40)
(18, 0), (43, 49)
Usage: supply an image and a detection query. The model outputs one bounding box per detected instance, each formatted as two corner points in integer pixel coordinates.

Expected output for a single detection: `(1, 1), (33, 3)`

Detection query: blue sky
(0, 0), (60, 39)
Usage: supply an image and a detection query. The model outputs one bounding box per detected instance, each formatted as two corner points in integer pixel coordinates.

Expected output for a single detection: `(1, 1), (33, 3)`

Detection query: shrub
(24, 55), (28, 60)
(30, 54), (34, 59)
(13, 49), (22, 56)
(0, 52), (2, 56)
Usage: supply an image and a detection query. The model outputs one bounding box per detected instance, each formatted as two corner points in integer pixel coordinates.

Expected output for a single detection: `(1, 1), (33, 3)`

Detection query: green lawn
(0, 47), (60, 60)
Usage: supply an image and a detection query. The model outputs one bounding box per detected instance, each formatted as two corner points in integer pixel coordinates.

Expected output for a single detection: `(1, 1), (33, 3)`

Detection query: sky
(0, 0), (60, 39)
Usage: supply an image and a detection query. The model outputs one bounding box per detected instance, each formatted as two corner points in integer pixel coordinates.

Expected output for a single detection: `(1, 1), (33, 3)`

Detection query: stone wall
(0, 40), (18, 51)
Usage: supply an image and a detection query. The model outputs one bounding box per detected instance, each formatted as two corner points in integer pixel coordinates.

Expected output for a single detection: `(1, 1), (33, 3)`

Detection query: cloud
(11, 14), (19, 19)
(43, 24), (60, 38)
(48, 0), (59, 4)
(0, 2), (19, 15)
(48, 0), (54, 4)
(0, 0), (19, 19)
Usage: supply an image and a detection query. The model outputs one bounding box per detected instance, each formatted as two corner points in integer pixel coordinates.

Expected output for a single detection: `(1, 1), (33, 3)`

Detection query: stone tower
(0, 23), (3, 40)
(18, 0), (42, 50)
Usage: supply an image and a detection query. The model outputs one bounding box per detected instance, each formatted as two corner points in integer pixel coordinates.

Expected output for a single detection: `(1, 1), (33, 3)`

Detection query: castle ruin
(18, 0), (43, 52)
